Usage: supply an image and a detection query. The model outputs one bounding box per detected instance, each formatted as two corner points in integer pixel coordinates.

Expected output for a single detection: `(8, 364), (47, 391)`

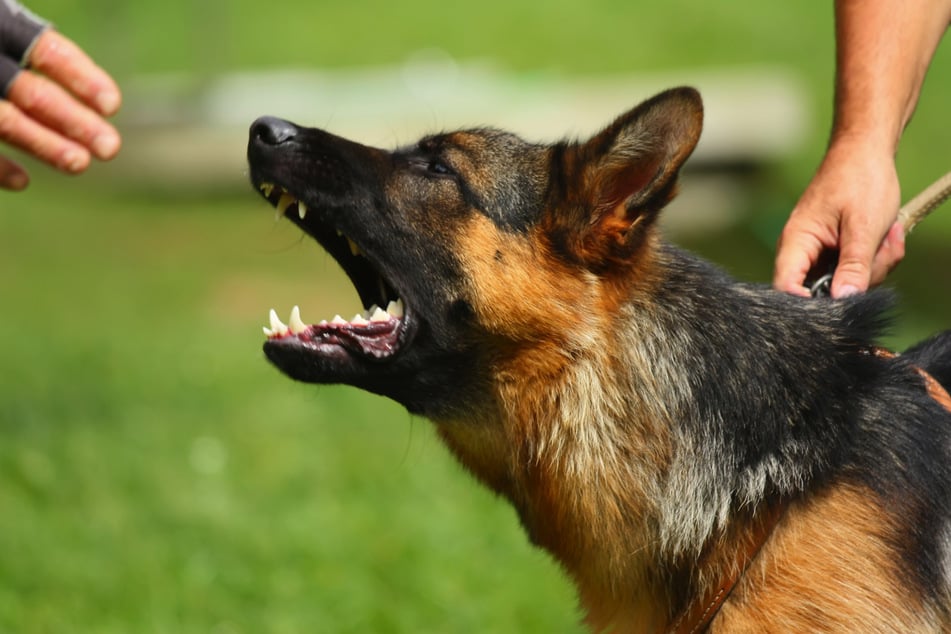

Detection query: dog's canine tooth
(288, 305), (308, 335)
(298, 201), (308, 220)
(268, 309), (289, 336)
(263, 326), (274, 337)
(386, 299), (404, 318)
(276, 192), (296, 216)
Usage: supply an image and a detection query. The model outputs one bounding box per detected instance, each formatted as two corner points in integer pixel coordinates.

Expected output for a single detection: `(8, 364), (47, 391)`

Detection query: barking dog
(247, 88), (951, 632)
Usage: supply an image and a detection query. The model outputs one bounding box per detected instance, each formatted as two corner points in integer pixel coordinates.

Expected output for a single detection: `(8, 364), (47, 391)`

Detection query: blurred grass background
(1, 2), (949, 633)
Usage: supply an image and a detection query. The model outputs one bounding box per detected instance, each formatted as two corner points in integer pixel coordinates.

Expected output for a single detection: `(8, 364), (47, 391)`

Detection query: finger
(5, 69), (120, 160)
(772, 254), (813, 296)
(0, 154), (29, 190)
(830, 225), (879, 299)
(0, 99), (90, 173)
(27, 29), (121, 116)
(773, 226), (825, 296)
(869, 222), (906, 286)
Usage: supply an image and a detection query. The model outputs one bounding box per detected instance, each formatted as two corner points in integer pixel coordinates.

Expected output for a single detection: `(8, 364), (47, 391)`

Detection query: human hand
(773, 138), (906, 298)
(1, 10), (121, 191)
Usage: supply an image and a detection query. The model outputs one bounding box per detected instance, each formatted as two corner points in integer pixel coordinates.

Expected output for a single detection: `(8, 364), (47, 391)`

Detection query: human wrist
(826, 126), (900, 161)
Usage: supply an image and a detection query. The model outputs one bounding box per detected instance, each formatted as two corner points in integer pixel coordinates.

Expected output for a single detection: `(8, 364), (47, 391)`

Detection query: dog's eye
(426, 160), (453, 176)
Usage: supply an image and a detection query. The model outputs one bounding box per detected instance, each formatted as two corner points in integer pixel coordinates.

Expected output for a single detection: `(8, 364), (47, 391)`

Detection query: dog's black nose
(250, 116), (299, 146)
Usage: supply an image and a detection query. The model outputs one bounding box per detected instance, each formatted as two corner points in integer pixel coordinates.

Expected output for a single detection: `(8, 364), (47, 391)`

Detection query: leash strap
(898, 171), (951, 233)
(670, 502), (786, 634)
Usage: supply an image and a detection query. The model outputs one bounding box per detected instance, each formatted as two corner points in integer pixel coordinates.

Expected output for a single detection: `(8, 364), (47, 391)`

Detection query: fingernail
(835, 284), (860, 298)
(95, 90), (121, 116)
(62, 149), (89, 173)
(91, 132), (120, 159)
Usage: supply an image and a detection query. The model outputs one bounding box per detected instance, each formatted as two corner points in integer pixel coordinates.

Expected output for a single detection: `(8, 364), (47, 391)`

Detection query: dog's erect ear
(586, 87), (702, 214)
(554, 87), (703, 268)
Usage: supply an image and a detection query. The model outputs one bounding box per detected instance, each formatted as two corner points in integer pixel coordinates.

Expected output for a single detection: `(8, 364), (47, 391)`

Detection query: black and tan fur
(246, 88), (951, 632)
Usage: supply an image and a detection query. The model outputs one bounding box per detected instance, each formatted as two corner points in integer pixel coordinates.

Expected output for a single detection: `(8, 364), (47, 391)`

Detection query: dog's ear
(552, 87), (703, 269)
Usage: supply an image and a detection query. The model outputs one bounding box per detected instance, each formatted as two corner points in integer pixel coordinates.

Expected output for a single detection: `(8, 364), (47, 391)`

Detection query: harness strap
(670, 501), (786, 634)
(871, 347), (951, 413)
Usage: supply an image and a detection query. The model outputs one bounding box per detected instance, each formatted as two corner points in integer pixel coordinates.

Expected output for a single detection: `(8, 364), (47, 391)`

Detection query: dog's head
(247, 88), (702, 418)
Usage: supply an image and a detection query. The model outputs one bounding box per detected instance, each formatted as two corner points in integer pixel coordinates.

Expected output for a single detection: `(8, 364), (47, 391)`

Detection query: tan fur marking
(454, 214), (592, 345)
(716, 483), (943, 632)
(442, 213), (678, 630)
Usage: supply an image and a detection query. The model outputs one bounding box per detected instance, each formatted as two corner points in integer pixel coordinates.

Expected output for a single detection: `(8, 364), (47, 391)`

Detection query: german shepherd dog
(246, 87), (951, 632)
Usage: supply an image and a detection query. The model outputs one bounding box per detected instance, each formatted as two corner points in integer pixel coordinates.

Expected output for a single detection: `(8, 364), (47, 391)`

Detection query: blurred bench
(115, 59), (810, 231)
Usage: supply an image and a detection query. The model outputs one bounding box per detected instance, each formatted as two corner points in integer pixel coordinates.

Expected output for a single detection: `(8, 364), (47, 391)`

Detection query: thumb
(830, 230), (877, 298)
(0, 154), (29, 190)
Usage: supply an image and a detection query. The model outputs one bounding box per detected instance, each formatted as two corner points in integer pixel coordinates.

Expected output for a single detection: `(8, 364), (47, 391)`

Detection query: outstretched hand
(1, 26), (121, 190)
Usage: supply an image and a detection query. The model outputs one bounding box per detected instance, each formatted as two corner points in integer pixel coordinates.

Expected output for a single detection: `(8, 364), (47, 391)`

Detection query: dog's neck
(437, 331), (768, 629)
(436, 243), (888, 630)
(435, 288), (723, 629)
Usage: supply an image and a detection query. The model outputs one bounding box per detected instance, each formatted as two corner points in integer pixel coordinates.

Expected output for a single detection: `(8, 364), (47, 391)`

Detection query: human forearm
(832, 0), (951, 152)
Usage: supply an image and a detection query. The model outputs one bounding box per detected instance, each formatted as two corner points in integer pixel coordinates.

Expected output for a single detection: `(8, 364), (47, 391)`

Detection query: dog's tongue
(263, 303), (404, 359)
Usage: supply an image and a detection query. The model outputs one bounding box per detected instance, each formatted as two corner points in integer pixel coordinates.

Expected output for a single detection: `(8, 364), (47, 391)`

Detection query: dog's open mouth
(255, 181), (410, 363)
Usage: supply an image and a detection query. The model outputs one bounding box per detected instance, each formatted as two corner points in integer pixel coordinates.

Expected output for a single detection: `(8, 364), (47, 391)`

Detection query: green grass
(3, 2), (951, 632)
(0, 186), (581, 633)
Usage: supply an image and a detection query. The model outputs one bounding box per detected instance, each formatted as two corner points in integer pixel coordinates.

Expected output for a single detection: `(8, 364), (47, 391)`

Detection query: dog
(246, 87), (951, 632)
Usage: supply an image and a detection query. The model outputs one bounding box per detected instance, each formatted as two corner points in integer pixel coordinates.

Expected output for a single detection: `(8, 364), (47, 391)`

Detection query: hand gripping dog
(0, 0), (48, 96)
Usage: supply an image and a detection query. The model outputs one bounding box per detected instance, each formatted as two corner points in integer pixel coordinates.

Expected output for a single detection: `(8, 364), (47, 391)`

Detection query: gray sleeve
(0, 0), (49, 65)
(0, 55), (19, 96)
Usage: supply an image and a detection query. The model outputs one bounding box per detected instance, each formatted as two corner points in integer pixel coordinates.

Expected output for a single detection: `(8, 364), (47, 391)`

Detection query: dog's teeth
(298, 201), (307, 220)
(370, 306), (389, 322)
(276, 193), (296, 216)
(288, 305), (308, 334)
(351, 313), (370, 326)
(386, 299), (405, 318)
(347, 238), (362, 257)
(268, 309), (289, 336)
(263, 326), (274, 337)
(331, 315), (347, 326)
(260, 182), (275, 197)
